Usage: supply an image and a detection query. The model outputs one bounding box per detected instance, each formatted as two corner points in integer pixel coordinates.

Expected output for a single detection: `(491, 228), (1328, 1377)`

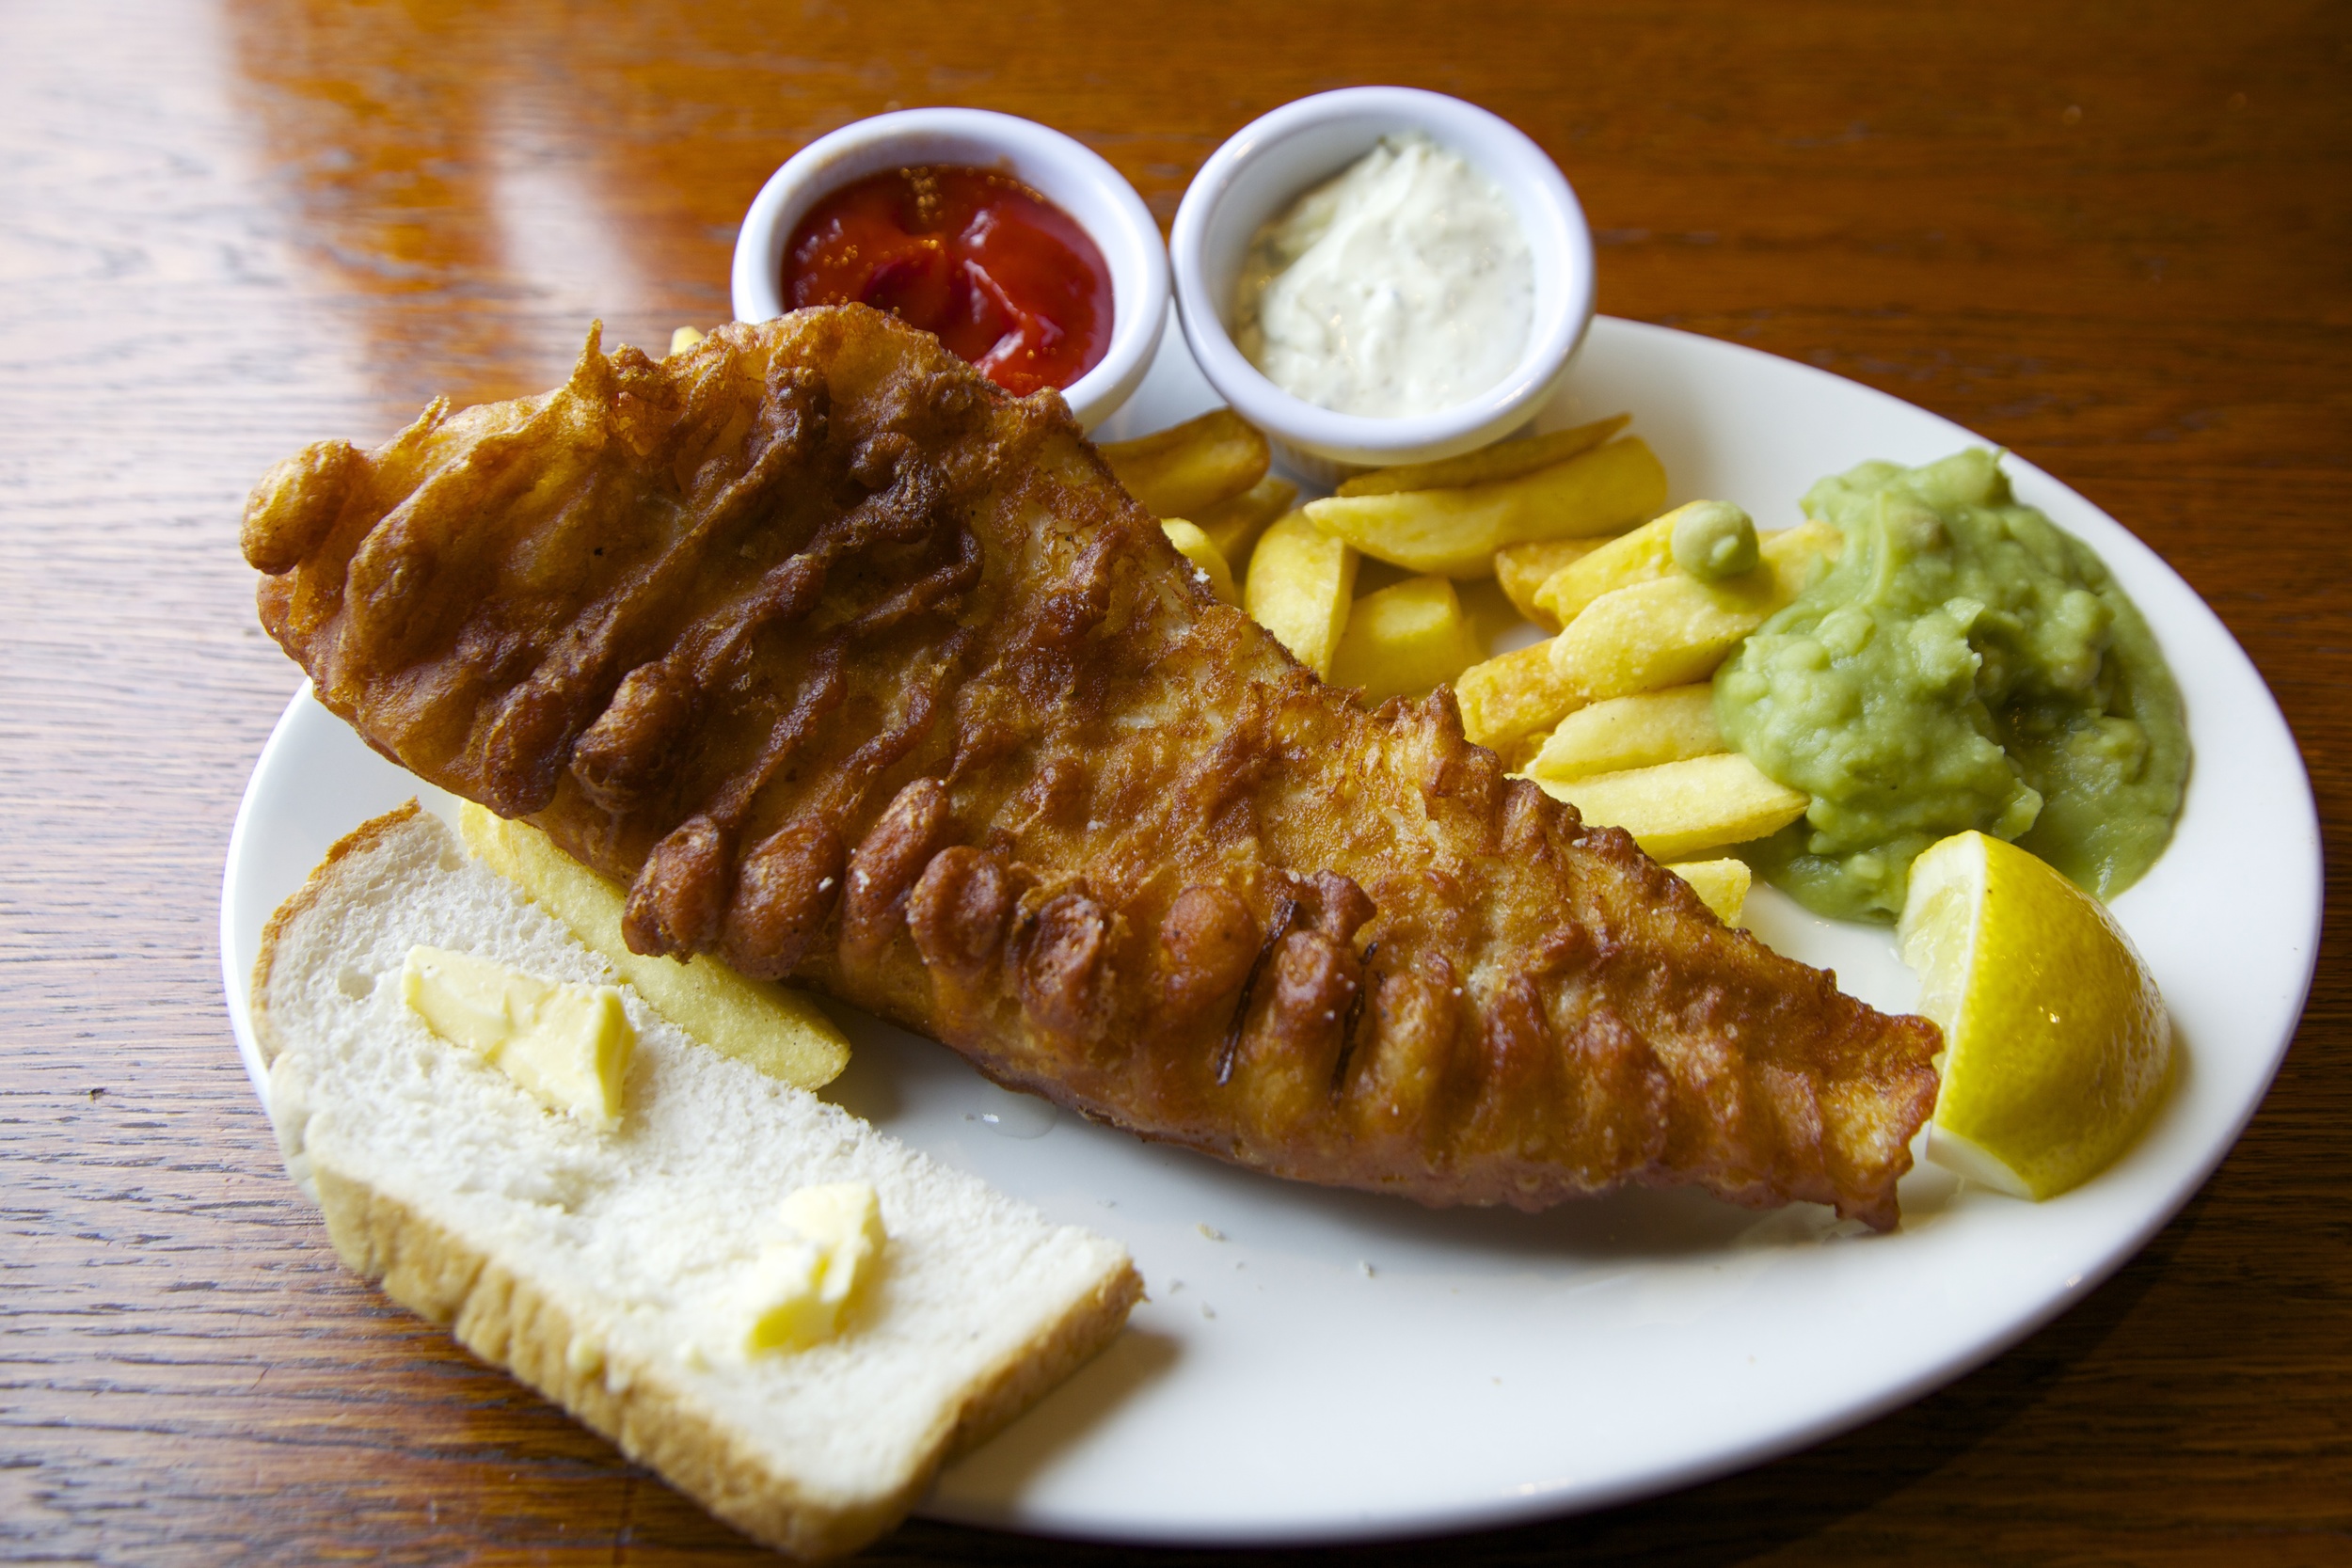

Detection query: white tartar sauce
(1235, 134), (1533, 419)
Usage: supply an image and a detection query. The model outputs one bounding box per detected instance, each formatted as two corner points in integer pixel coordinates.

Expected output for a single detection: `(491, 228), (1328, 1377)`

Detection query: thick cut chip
(1161, 519), (1240, 605)
(1098, 408), (1269, 519)
(460, 803), (850, 1088)
(1666, 859), (1752, 926)
(1454, 640), (1587, 756)
(1245, 511), (1357, 677)
(1525, 752), (1811, 862)
(1333, 414), (1630, 498)
(1329, 576), (1483, 701)
(1496, 537), (1610, 631)
(1548, 521), (1839, 699)
(1303, 437), (1669, 578)
(241, 309), (1939, 1228)
(1534, 507), (1683, 627)
(1527, 685), (1724, 784)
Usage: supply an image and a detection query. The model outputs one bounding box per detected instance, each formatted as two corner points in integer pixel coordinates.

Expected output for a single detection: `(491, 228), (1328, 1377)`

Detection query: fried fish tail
(245, 309), (1939, 1228)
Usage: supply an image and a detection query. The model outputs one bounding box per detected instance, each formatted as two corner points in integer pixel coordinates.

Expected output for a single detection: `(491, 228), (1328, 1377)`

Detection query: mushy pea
(1713, 449), (2187, 923)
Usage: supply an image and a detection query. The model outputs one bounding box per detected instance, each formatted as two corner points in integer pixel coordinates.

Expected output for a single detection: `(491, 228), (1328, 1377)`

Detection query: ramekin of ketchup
(731, 108), (1169, 429)
(785, 166), (1110, 399)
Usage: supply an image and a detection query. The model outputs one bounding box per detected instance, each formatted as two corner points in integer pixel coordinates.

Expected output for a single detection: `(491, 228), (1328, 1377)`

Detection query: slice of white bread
(252, 803), (1141, 1560)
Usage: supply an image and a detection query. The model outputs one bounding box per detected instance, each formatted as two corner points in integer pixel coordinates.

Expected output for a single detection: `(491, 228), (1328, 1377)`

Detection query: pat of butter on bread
(743, 1182), (888, 1357)
(252, 803), (1141, 1560)
(401, 945), (633, 1124)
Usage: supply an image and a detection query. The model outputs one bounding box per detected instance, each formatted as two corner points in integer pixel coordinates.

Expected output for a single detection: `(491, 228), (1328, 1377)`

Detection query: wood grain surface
(4, 1), (2345, 1561)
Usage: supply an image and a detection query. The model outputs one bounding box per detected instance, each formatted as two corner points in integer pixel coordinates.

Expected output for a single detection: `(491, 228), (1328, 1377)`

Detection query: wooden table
(6, 1), (2344, 1560)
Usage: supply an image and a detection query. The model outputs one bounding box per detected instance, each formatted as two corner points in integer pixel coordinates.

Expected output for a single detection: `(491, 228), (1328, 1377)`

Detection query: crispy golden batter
(245, 309), (1939, 1227)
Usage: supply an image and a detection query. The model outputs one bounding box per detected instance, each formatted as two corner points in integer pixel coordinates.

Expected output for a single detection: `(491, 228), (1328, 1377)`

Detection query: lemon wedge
(1897, 831), (2170, 1199)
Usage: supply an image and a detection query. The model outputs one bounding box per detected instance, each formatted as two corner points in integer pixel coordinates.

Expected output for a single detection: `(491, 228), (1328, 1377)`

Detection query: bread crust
(258, 803), (1143, 1560)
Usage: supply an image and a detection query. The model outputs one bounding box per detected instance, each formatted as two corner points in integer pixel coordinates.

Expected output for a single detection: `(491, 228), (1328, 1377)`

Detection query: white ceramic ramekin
(1168, 87), (1596, 470)
(730, 108), (1169, 431)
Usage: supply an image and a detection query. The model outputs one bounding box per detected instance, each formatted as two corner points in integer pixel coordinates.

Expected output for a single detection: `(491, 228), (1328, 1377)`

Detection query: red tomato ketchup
(784, 166), (1113, 397)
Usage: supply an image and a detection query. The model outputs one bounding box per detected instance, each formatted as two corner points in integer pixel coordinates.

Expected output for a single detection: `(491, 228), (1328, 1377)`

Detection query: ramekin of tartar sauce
(1170, 88), (1595, 469)
(732, 108), (1169, 430)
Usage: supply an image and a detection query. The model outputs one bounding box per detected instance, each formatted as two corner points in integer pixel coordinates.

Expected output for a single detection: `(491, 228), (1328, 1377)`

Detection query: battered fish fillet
(244, 309), (1940, 1228)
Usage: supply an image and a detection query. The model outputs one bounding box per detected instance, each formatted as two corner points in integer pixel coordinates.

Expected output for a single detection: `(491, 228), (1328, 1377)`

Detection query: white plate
(220, 317), (2321, 1547)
